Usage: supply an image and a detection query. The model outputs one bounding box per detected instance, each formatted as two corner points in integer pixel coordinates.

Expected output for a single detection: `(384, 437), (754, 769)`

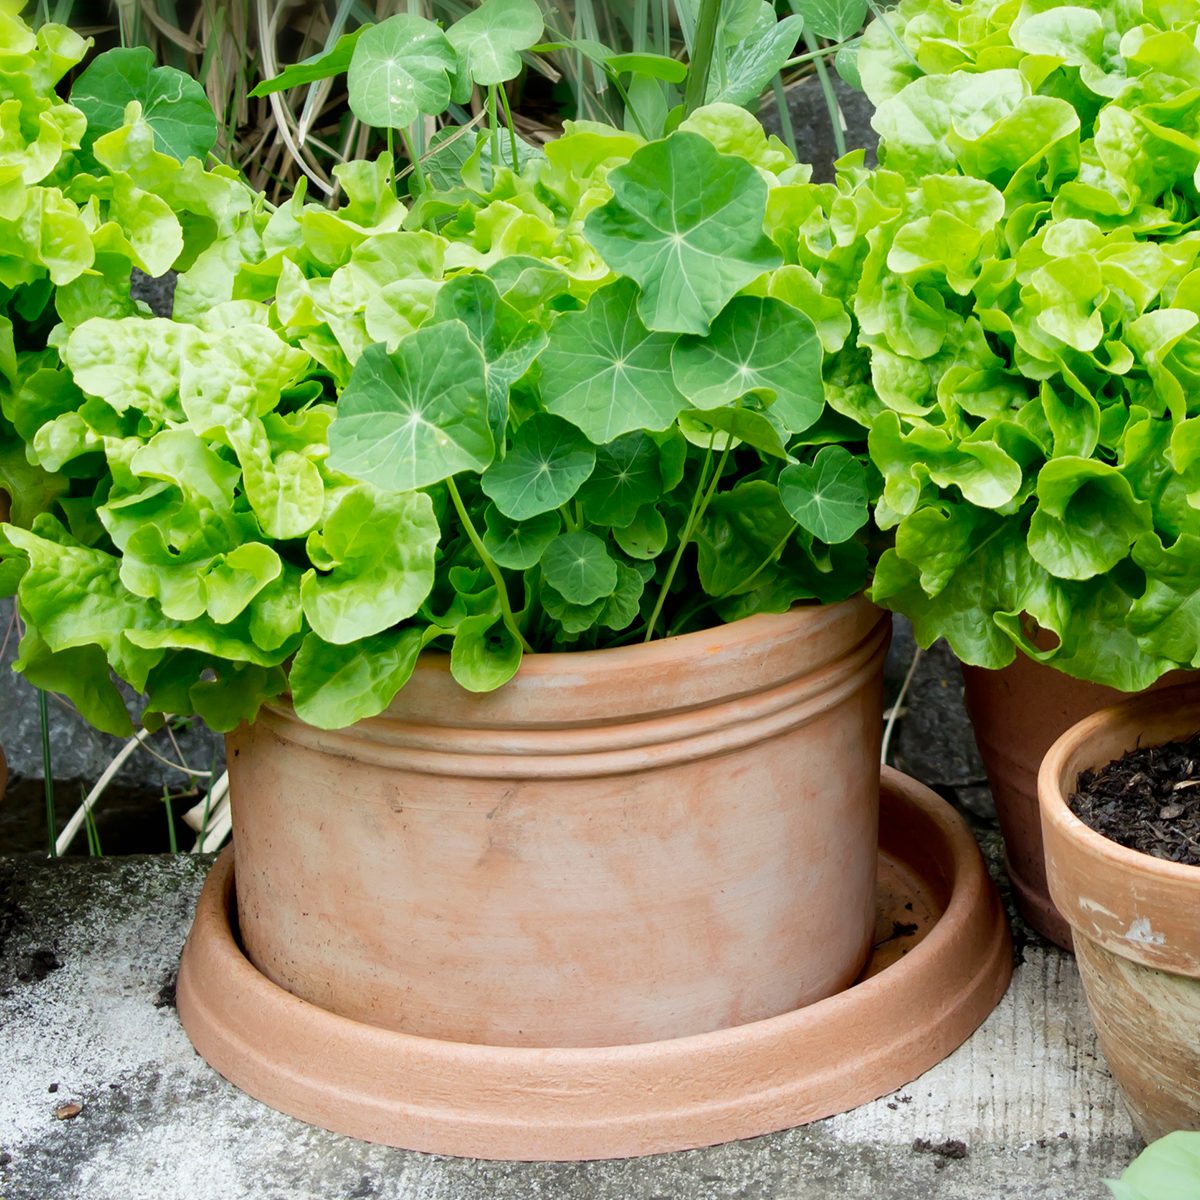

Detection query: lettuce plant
(852, 0), (1200, 690)
(0, 64), (891, 733)
(1107, 1132), (1200, 1200)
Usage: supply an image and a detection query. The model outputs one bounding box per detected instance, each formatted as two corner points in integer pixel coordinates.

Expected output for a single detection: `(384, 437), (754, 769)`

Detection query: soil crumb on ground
(1070, 733), (1200, 867)
(913, 1138), (969, 1170)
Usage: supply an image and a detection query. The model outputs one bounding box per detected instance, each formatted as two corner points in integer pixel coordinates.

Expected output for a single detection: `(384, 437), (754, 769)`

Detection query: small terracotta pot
(228, 597), (891, 1048)
(1039, 684), (1200, 1142)
(963, 658), (1187, 949)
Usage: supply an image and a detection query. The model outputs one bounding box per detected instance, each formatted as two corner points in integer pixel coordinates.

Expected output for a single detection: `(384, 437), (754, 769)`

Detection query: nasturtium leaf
(678, 403), (794, 459)
(300, 487), (439, 645)
(710, 14), (805, 108)
(1027, 457), (1151, 582)
(540, 278), (685, 443)
(71, 48), (218, 162)
(482, 505), (560, 570)
(791, 0), (868, 42)
(450, 612), (523, 692)
(328, 323), (494, 492)
(614, 504), (669, 559)
(579, 431), (663, 526)
(696, 480), (796, 597)
(347, 13), (458, 130)
(599, 561), (646, 630)
(433, 273), (546, 437)
(542, 531), (618, 604)
(672, 296), (824, 433)
(249, 28), (367, 97)
(446, 0), (544, 88)
(481, 413), (596, 520)
(778, 446), (870, 544)
(585, 132), (782, 334)
(290, 626), (427, 729)
(541, 583), (606, 636)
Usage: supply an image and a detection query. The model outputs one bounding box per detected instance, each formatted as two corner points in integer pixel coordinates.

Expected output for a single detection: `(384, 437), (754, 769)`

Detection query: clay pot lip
(1039, 681), (1200, 890)
(177, 767), (1011, 1158)
(411, 593), (881, 684)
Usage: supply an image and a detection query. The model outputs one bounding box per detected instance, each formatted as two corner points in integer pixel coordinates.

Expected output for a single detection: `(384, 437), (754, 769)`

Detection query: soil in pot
(1070, 735), (1200, 866)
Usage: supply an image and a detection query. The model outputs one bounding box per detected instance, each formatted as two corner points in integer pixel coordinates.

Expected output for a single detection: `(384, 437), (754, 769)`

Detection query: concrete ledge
(0, 852), (1138, 1200)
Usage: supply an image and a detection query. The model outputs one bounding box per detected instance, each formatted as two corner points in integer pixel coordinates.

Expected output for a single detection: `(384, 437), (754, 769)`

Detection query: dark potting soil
(1069, 733), (1200, 867)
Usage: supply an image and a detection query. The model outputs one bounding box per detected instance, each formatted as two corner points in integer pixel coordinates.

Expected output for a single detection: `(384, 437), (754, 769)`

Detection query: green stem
(644, 438), (732, 643)
(781, 35), (858, 71)
(398, 127), (425, 193)
(447, 477), (535, 655)
(38, 690), (56, 858)
(487, 85), (502, 167)
(497, 82), (521, 171)
(770, 74), (798, 160)
(805, 30), (846, 159)
(605, 68), (650, 139)
(683, 0), (723, 116)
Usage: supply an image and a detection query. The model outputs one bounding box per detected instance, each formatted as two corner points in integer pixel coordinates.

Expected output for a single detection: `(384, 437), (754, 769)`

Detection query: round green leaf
(72, 47), (217, 162)
(585, 132), (782, 335)
(613, 504), (668, 559)
(328, 323), (494, 492)
(481, 413), (597, 520)
(778, 446), (870, 545)
(540, 278), (685, 443)
(671, 296), (824, 434)
(347, 14), (458, 130)
(482, 505), (560, 569)
(451, 612), (523, 692)
(791, 0), (868, 42)
(579, 431), (663, 526)
(447, 0), (544, 88)
(542, 531), (619, 604)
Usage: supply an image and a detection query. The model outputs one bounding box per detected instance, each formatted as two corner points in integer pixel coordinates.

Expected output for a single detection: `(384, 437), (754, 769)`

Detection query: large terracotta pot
(963, 657), (1186, 949)
(228, 596), (891, 1049)
(1040, 684), (1200, 1142)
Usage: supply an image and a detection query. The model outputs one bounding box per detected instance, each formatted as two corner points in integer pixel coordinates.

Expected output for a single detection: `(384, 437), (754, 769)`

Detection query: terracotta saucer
(176, 767), (1012, 1161)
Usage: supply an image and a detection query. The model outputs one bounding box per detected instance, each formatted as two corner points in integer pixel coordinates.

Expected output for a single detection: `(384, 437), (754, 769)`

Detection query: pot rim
(409, 592), (877, 676)
(1038, 681), (1200, 889)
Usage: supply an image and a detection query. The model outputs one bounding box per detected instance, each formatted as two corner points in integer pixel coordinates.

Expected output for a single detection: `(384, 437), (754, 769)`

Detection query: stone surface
(758, 76), (879, 180)
(0, 848), (1140, 1200)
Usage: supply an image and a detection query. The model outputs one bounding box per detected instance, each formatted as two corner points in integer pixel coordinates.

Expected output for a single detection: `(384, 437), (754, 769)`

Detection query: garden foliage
(0, 6), (885, 732)
(857, 0), (1200, 689)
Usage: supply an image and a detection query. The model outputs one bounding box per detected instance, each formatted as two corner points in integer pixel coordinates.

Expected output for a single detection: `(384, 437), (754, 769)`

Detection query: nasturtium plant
(1, 84), (883, 732)
(847, 0), (1200, 691)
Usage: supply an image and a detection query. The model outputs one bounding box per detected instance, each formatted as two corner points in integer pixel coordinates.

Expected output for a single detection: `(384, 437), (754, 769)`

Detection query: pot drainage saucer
(177, 767), (1011, 1161)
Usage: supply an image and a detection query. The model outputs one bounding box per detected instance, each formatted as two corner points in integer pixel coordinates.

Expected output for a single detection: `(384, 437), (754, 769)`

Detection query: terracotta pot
(1040, 683), (1200, 1142)
(227, 597), (891, 1048)
(963, 658), (1187, 949)
(177, 767), (1011, 1159)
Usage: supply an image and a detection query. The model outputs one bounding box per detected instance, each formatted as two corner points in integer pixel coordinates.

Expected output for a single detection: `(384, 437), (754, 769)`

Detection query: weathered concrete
(0, 847), (1139, 1200)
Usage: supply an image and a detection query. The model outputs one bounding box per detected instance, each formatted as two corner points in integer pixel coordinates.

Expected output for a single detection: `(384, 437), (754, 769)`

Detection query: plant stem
(487, 85), (502, 167)
(497, 82), (521, 171)
(781, 36), (857, 71)
(38, 690), (56, 858)
(447, 476), (535, 655)
(805, 30), (847, 158)
(398, 127), (425, 192)
(606, 68), (651, 139)
(683, 0), (723, 116)
(644, 438), (732, 643)
(770, 74), (798, 159)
